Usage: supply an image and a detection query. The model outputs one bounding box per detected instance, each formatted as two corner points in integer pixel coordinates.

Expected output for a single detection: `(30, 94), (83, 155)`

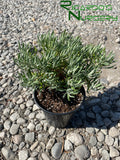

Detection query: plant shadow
(67, 83), (120, 129)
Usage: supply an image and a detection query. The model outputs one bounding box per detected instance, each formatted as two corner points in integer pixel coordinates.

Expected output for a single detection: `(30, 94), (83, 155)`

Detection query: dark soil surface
(36, 88), (84, 113)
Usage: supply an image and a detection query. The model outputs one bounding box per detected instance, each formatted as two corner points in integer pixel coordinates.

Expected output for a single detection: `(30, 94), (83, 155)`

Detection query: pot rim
(33, 87), (86, 115)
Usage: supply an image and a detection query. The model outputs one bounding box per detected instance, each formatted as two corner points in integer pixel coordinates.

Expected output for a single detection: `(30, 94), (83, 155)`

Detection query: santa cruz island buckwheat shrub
(15, 31), (115, 101)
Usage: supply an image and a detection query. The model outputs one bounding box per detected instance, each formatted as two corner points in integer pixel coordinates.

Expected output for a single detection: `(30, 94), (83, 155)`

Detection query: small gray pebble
(89, 136), (97, 147)
(75, 145), (90, 159)
(51, 142), (62, 159)
(25, 132), (35, 143)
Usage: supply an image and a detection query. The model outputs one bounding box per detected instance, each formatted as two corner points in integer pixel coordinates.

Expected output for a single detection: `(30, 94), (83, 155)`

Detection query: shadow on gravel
(67, 83), (120, 129)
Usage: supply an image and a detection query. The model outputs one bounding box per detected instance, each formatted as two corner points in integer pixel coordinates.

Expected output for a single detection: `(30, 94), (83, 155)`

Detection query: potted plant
(15, 31), (115, 128)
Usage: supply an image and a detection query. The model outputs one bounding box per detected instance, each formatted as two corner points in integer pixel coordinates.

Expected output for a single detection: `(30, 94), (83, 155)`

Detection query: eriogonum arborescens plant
(15, 31), (115, 100)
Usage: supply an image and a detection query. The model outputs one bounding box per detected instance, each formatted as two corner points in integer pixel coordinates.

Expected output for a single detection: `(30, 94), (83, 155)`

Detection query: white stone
(38, 134), (43, 141)
(10, 124), (19, 135)
(27, 123), (35, 131)
(8, 73), (13, 77)
(33, 104), (39, 111)
(3, 108), (10, 117)
(101, 149), (110, 160)
(86, 127), (95, 134)
(18, 150), (28, 160)
(48, 126), (55, 135)
(2, 83), (7, 88)
(91, 147), (98, 156)
(36, 111), (45, 120)
(116, 37), (120, 43)
(2, 147), (15, 160)
(46, 139), (55, 149)
(26, 100), (34, 107)
(17, 98), (24, 104)
(118, 123), (120, 127)
(10, 112), (19, 122)
(89, 136), (97, 147)
(24, 109), (30, 116)
(114, 138), (119, 147)
(67, 132), (83, 146)
(43, 123), (49, 131)
(28, 158), (36, 160)
(64, 140), (73, 151)
(0, 132), (5, 138)
(36, 124), (42, 131)
(20, 104), (25, 109)
(25, 132), (34, 143)
(30, 141), (38, 151)
(95, 128), (99, 133)
(12, 135), (23, 144)
(105, 135), (114, 146)
(41, 153), (50, 160)
(29, 112), (35, 119)
(75, 145), (90, 159)
(97, 132), (105, 142)
(109, 127), (119, 138)
(110, 146), (119, 158)
(4, 120), (11, 130)
(17, 118), (25, 124)
(101, 128), (108, 135)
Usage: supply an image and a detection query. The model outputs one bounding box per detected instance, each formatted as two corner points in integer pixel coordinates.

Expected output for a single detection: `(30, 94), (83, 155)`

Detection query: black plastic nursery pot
(34, 86), (86, 128)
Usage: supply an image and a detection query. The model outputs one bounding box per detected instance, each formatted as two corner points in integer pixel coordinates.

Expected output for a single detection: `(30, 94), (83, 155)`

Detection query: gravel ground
(0, 0), (120, 160)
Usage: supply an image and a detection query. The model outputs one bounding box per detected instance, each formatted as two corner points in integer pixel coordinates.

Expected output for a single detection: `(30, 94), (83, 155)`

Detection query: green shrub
(15, 31), (115, 100)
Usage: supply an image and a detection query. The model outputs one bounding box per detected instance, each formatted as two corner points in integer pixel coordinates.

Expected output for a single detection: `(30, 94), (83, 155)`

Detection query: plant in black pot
(15, 31), (115, 128)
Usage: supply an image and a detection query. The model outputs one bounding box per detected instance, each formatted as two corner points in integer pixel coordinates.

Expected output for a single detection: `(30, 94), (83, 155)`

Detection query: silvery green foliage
(15, 31), (115, 100)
